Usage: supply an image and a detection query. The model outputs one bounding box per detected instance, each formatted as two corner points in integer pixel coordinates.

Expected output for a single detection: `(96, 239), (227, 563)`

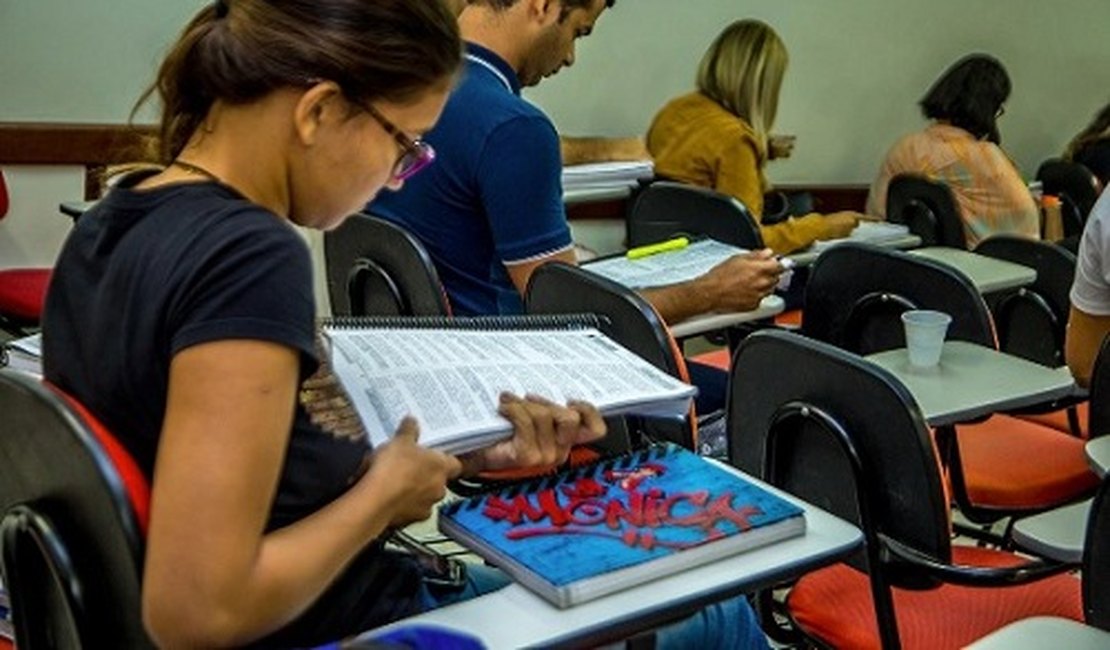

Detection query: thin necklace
(170, 159), (222, 183)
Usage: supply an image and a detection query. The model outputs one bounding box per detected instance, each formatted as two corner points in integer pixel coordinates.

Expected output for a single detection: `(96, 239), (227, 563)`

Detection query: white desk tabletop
(865, 342), (1077, 426)
(355, 463), (861, 649)
(909, 247), (1037, 293)
(1086, 437), (1110, 478)
(787, 233), (922, 267)
(669, 295), (785, 338)
(1011, 498), (1092, 564)
(963, 616), (1110, 649)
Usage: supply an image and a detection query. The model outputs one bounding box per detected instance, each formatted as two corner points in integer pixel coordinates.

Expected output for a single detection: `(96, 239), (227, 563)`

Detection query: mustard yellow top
(646, 92), (836, 254)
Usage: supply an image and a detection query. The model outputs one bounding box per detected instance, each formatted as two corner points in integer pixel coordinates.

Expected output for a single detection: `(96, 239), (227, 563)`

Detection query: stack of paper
(0, 584), (11, 642)
(2, 332), (42, 375)
(562, 161), (654, 193)
(810, 221), (911, 252)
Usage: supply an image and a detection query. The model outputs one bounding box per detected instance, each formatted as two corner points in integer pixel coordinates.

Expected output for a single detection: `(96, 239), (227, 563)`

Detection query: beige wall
(1, 0), (1107, 270)
(527, 0), (1110, 183)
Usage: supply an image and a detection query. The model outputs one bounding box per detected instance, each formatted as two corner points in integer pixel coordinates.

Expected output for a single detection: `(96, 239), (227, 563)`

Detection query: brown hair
(133, 0), (461, 163)
(468, 0), (614, 21)
(1065, 101), (1110, 162)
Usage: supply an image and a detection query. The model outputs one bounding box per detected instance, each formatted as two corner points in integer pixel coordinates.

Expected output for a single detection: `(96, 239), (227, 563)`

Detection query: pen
(626, 236), (690, 260)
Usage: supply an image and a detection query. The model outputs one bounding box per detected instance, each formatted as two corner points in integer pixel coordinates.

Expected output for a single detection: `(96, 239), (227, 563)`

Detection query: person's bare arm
(640, 249), (784, 324)
(1066, 305), (1110, 387)
(142, 340), (461, 647)
(505, 248), (579, 296)
(560, 136), (650, 166)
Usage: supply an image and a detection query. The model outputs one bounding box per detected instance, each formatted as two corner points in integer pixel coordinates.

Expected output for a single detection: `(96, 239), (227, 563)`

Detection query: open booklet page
(324, 326), (696, 454)
(583, 239), (746, 289)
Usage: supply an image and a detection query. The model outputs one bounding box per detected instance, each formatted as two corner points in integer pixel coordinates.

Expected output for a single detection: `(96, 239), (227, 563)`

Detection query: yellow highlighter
(626, 236), (690, 260)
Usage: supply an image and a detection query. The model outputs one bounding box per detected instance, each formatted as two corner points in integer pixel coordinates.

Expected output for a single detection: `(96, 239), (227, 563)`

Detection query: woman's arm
(142, 339), (460, 647)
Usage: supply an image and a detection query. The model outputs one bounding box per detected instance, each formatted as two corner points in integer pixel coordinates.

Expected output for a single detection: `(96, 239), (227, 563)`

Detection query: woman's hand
(821, 211), (862, 239)
(459, 393), (606, 475)
(363, 417), (462, 527)
(768, 134), (797, 160)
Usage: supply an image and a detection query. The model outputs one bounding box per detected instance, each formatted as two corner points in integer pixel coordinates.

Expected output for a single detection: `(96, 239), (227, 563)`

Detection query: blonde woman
(646, 19), (858, 254)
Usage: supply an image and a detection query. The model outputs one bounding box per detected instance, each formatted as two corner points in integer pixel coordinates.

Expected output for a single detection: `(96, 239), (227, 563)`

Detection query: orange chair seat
(0, 268), (51, 321)
(689, 347), (731, 372)
(774, 308), (803, 328)
(956, 415), (1100, 509)
(1015, 402), (1089, 438)
(787, 545), (1082, 650)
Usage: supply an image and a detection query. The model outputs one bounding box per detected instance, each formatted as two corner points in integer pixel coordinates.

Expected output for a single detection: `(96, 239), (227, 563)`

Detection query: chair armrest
(881, 535), (1075, 588)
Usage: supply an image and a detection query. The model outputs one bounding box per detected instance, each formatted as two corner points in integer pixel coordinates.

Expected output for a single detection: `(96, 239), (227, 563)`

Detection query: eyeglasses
(363, 103), (436, 181)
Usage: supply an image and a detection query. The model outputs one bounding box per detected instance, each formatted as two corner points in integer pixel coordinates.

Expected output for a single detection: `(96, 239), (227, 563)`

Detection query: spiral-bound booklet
(321, 315), (697, 454)
(438, 444), (806, 608)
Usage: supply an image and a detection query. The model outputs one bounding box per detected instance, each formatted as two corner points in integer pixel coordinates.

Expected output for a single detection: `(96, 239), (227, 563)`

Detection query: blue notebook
(439, 444), (805, 608)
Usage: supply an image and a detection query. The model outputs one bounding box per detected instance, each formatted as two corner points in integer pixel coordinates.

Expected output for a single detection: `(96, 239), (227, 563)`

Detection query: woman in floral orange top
(867, 54), (1040, 247)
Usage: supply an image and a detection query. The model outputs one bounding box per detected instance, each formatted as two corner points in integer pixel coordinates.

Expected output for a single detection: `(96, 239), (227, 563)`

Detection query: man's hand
(697, 249), (784, 313)
(459, 393), (606, 475)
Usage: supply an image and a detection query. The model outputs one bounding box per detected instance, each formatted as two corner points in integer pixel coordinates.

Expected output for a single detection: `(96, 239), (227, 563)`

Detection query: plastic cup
(901, 310), (952, 367)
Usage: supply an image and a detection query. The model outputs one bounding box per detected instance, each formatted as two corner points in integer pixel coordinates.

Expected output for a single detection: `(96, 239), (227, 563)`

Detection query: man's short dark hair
(919, 54), (1011, 144)
(469, 0), (615, 19)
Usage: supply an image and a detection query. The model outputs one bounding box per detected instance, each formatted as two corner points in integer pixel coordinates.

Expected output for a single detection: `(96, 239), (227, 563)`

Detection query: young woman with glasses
(41, 1), (604, 646)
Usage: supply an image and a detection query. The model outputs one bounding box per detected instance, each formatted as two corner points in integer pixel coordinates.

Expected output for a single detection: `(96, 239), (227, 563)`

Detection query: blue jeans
(420, 565), (769, 649)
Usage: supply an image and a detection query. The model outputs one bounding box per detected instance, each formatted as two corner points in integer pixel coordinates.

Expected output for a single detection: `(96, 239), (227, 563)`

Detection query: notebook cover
(439, 444), (805, 607)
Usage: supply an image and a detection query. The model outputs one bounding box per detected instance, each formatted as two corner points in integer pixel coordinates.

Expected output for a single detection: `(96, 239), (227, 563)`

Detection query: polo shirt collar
(465, 42), (522, 96)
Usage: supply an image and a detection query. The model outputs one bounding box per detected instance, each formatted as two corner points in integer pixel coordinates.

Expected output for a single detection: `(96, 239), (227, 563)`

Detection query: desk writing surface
(564, 185), (635, 205)
(908, 247), (1036, 293)
(865, 342), (1076, 426)
(1010, 498), (1092, 564)
(357, 463), (861, 649)
(669, 295), (784, 338)
(964, 616), (1110, 650)
(1086, 437), (1110, 478)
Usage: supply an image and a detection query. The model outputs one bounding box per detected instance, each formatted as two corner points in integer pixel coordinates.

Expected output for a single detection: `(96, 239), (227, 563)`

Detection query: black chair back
(525, 262), (693, 450)
(974, 236), (1077, 366)
(0, 370), (152, 649)
(324, 214), (450, 317)
(1088, 335), (1110, 440)
(802, 243), (995, 354)
(627, 181), (764, 249)
(1083, 476), (1110, 630)
(1037, 158), (1101, 238)
(886, 174), (967, 249)
(729, 330), (952, 571)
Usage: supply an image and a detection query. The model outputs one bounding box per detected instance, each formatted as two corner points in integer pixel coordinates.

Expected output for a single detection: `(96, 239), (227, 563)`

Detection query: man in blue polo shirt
(371, 0), (783, 321)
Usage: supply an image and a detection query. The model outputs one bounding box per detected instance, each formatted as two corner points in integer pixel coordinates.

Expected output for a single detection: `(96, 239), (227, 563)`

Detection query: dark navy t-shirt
(371, 43), (573, 316)
(42, 178), (423, 645)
